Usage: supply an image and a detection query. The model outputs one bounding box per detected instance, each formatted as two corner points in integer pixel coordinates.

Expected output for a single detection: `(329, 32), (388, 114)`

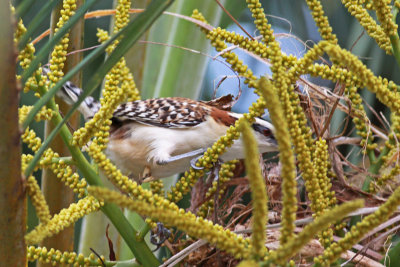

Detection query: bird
(57, 80), (278, 180)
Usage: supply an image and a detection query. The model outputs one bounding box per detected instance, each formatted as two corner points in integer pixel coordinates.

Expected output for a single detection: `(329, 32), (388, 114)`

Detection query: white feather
(106, 115), (277, 179)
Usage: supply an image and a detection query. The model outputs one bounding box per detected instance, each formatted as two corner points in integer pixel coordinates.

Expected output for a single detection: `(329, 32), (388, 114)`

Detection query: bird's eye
(263, 129), (271, 136)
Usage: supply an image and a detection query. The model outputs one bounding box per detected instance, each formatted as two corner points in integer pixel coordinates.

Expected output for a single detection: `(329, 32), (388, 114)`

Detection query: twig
(159, 240), (208, 267)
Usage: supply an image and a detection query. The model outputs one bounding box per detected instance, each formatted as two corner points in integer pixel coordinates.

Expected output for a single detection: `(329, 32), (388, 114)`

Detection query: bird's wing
(113, 97), (212, 128)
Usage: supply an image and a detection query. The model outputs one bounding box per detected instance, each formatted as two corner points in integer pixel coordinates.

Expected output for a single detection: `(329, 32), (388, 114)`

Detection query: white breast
(106, 116), (277, 179)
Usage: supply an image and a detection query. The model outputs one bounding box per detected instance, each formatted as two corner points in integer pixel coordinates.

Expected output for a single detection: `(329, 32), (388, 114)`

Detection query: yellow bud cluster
(246, 0), (274, 44)
(56, 0), (77, 32)
(307, 64), (362, 88)
(310, 139), (331, 215)
(113, 0), (131, 34)
(19, 105), (54, 125)
(150, 180), (165, 197)
(21, 128), (87, 197)
(191, 9), (210, 33)
(22, 129), (42, 152)
(305, 0), (338, 44)
(370, 165), (400, 193)
(197, 161), (237, 218)
(240, 121), (269, 259)
(22, 154), (35, 173)
(312, 138), (336, 247)
(18, 42), (36, 71)
(42, 149), (87, 197)
(258, 78), (297, 244)
(14, 18), (26, 40)
(26, 176), (52, 224)
(269, 200), (363, 265)
(382, 112), (400, 166)
(326, 44), (400, 112)
(48, 0), (78, 84)
(346, 86), (377, 152)
(27, 246), (105, 266)
(15, 19), (37, 73)
(87, 142), (167, 206)
(342, 0), (392, 54)
(318, 185), (400, 265)
(25, 196), (102, 245)
(372, 0), (398, 38)
(207, 28), (297, 70)
(97, 0), (131, 53)
(89, 187), (251, 259)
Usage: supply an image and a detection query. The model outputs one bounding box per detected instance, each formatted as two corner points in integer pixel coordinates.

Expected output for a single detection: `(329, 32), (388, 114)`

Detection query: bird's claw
(150, 222), (171, 251)
(190, 155), (205, 170)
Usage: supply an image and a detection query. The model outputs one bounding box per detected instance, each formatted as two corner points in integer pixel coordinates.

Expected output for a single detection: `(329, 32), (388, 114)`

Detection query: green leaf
(140, 0), (237, 99)
(383, 235), (400, 266)
(15, 0), (35, 18)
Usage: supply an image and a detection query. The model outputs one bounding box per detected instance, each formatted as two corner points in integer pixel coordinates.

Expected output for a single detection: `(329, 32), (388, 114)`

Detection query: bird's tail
(43, 68), (101, 120)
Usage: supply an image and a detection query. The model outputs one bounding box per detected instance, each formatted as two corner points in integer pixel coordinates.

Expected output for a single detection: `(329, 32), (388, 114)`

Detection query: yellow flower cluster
(382, 112), (400, 166)
(206, 28), (297, 71)
(22, 129), (43, 152)
(15, 19), (42, 95)
(197, 161), (237, 218)
(26, 176), (52, 224)
(312, 139), (336, 247)
(307, 63), (362, 88)
(89, 186), (251, 259)
(372, 0), (398, 38)
(150, 179), (165, 196)
(27, 246), (105, 266)
(325, 44), (400, 112)
(318, 185), (400, 265)
(246, 0), (274, 43)
(305, 0), (338, 44)
(258, 78), (297, 245)
(346, 86), (376, 152)
(15, 21), (36, 72)
(87, 142), (161, 204)
(42, 150), (87, 197)
(342, 0), (392, 54)
(47, 0), (77, 84)
(25, 196), (102, 245)
(19, 105), (54, 125)
(113, 0), (131, 34)
(269, 200), (363, 265)
(240, 121), (269, 259)
(21, 128), (87, 197)
(370, 165), (400, 193)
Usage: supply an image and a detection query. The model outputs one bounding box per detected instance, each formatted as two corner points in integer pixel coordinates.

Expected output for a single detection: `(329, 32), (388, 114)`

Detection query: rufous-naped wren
(58, 80), (278, 180)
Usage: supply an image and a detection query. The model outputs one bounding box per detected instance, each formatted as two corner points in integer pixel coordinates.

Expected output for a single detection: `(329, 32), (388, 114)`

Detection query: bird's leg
(140, 166), (157, 183)
(156, 148), (206, 166)
(150, 222), (171, 251)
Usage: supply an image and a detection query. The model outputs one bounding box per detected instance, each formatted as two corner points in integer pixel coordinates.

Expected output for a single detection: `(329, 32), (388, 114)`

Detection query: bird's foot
(156, 148), (206, 166)
(150, 222), (171, 251)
